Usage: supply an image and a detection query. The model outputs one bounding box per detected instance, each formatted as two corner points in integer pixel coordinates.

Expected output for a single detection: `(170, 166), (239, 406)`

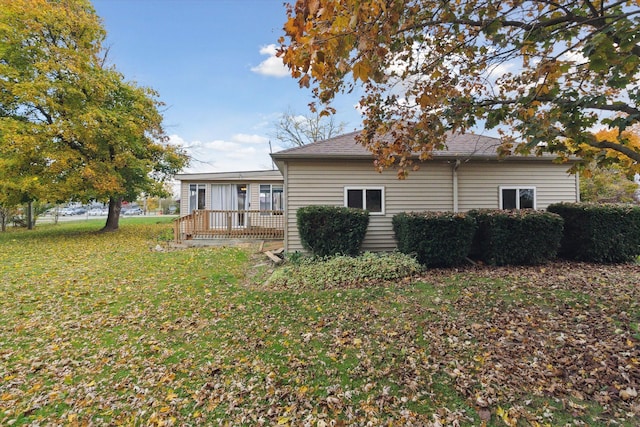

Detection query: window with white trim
(188, 184), (206, 212)
(499, 186), (536, 209)
(344, 187), (384, 214)
(259, 184), (284, 214)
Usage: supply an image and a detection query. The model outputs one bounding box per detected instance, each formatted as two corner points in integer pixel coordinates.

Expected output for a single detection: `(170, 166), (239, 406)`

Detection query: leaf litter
(0, 223), (639, 425)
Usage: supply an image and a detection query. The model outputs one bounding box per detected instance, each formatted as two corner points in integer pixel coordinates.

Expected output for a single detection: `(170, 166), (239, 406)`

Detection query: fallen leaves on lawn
(1, 223), (639, 425)
(422, 261), (640, 424)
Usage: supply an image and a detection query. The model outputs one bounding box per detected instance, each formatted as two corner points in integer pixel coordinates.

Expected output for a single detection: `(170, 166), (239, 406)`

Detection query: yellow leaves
(352, 60), (370, 82)
(4, 221), (640, 424)
(521, 107), (536, 119)
(496, 406), (518, 426)
(283, 17), (298, 37)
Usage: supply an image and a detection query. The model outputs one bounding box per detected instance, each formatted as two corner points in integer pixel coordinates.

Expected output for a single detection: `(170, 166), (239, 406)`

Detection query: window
(259, 184), (284, 214)
(344, 187), (384, 214)
(188, 184), (206, 212)
(500, 186), (536, 209)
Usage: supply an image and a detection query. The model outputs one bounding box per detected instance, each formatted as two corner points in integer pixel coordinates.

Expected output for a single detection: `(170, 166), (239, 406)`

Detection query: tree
(0, 0), (188, 231)
(579, 127), (640, 202)
(272, 108), (347, 147)
(279, 0), (640, 177)
(580, 165), (638, 203)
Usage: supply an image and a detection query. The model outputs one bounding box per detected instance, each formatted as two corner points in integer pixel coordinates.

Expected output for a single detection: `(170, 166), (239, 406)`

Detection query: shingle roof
(175, 169), (282, 181)
(271, 130), (512, 160)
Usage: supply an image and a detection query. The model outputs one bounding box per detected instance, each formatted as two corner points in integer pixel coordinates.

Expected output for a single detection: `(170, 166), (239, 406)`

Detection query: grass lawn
(1, 220), (638, 426)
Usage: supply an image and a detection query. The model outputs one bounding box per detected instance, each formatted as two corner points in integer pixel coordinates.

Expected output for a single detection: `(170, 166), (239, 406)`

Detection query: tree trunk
(27, 201), (34, 230)
(102, 196), (122, 232)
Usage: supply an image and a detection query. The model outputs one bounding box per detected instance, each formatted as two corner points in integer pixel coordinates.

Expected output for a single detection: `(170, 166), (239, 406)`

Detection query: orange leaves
(3, 222), (640, 424)
(351, 60), (370, 82)
(279, 0), (640, 178)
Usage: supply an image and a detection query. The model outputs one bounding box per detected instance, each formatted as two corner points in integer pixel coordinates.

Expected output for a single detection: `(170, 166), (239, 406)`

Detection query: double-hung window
(259, 184), (284, 214)
(499, 186), (536, 209)
(344, 187), (384, 214)
(188, 184), (206, 212)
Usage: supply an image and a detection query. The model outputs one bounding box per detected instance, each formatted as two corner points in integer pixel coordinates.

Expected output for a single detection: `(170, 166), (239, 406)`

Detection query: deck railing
(174, 209), (284, 242)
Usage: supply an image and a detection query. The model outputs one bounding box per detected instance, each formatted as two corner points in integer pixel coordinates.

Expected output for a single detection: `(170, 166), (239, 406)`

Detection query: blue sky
(91, 0), (363, 174)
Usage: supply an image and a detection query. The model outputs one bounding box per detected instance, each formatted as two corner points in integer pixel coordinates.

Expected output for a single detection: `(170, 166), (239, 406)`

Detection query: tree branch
(585, 137), (640, 163)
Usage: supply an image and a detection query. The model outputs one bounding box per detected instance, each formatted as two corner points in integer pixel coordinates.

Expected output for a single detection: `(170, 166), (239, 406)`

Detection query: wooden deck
(174, 209), (284, 242)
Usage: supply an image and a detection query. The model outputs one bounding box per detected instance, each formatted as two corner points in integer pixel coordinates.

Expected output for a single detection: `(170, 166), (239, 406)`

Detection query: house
(174, 170), (284, 241)
(175, 131), (579, 250)
(270, 131), (579, 252)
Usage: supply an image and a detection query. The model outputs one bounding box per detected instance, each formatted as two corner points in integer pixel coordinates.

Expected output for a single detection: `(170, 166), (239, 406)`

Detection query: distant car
(88, 208), (107, 216)
(60, 207), (77, 216)
(123, 207), (143, 215)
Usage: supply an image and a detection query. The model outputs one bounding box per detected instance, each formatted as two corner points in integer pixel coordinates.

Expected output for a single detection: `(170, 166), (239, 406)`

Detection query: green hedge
(296, 205), (370, 257)
(392, 211), (477, 267)
(547, 202), (640, 263)
(468, 209), (564, 266)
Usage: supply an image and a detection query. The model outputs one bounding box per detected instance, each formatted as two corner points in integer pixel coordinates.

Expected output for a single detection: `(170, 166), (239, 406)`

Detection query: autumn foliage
(0, 0), (188, 230)
(279, 0), (640, 176)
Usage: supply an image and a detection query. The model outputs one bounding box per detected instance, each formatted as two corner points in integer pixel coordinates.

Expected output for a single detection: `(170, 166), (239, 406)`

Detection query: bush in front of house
(547, 202), (640, 263)
(296, 205), (370, 257)
(392, 211), (477, 267)
(468, 209), (564, 266)
(267, 251), (422, 290)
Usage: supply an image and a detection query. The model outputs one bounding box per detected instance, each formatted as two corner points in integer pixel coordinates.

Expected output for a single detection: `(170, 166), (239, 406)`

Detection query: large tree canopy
(279, 0), (640, 176)
(0, 0), (188, 230)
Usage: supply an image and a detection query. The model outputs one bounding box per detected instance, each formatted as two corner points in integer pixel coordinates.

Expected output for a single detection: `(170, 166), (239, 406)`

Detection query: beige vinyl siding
(285, 159), (454, 252)
(284, 158), (578, 253)
(457, 161), (578, 211)
(248, 183), (259, 210)
(179, 182), (190, 214)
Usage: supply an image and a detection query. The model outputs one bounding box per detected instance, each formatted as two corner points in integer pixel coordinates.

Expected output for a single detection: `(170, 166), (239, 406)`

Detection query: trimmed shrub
(547, 202), (640, 263)
(267, 252), (422, 290)
(469, 209), (564, 266)
(392, 211), (477, 267)
(296, 205), (369, 257)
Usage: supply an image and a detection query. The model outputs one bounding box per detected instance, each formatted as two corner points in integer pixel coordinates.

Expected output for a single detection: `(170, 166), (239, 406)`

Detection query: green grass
(1, 221), (639, 426)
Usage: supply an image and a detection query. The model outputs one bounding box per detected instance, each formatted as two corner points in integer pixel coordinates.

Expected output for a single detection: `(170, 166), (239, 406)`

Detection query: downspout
(453, 159), (461, 212)
(575, 170), (581, 202)
(283, 162), (289, 251)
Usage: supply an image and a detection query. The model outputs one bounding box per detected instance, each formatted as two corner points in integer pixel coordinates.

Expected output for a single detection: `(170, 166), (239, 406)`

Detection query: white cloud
(232, 133), (269, 144)
(251, 44), (289, 77)
(168, 134), (275, 174)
